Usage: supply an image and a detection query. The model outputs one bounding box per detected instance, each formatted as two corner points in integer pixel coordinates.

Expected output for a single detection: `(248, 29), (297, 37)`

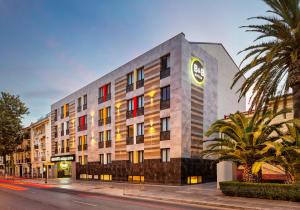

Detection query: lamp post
(44, 165), (48, 184)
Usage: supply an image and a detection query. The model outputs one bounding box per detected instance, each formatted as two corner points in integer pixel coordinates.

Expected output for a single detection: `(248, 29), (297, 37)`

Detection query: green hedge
(219, 181), (300, 201)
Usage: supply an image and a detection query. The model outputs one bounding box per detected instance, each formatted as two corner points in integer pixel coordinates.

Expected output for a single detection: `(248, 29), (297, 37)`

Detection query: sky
(0, 0), (269, 126)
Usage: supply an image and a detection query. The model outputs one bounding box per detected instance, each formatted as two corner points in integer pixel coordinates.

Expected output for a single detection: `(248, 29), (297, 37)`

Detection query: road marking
(0, 183), (28, 191)
(72, 200), (97, 207)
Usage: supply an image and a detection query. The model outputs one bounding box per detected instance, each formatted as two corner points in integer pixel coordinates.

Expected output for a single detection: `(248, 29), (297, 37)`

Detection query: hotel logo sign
(51, 154), (75, 162)
(190, 57), (205, 85)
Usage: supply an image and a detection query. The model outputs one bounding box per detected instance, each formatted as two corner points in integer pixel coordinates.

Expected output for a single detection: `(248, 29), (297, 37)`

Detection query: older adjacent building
(13, 127), (31, 177)
(30, 114), (52, 178)
(50, 33), (246, 184)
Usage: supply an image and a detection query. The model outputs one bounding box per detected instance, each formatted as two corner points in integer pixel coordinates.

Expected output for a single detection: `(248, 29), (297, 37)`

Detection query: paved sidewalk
(14, 178), (300, 210)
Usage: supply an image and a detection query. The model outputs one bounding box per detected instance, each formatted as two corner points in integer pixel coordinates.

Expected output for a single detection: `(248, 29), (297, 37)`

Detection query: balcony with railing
(98, 94), (111, 104)
(78, 144), (88, 151)
(105, 117), (111, 125)
(98, 119), (104, 126)
(77, 106), (82, 112)
(106, 140), (111, 148)
(77, 124), (87, 132)
(126, 110), (134, 119)
(126, 83), (134, 93)
(136, 107), (144, 116)
(66, 147), (70, 153)
(61, 147), (65, 153)
(83, 103), (87, 110)
(160, 67), (170, 79)
(160, 131), (170, 141)
(55, 148), (58, 154)
(34, 144), (39, 149)
(136, 135), (144, 144)
(160, 99), (170, 110)
(136, 79), (144, 89)
(61, 130), (64, 136)
(98, 141), (104, 149)
(66, 129), (69, 135)
(126, 136), (134, 145)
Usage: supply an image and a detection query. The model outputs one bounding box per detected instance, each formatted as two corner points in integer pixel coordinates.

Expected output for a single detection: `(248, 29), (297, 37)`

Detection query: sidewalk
(17, 178), (300, 210)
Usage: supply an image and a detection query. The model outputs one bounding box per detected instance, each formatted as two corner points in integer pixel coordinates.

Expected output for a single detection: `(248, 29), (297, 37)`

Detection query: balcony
(25, 158), (30, 163)
(78, 145), (82, 151)
(54, 132), (58, 138)
(78, 124), (87, 132)
(160, 131), (170, 141)
(55, 148), (58, 154)
(25, 146), (31, 151)
(41, 156), (46, 161)
(77, 106), (82, 112)
(83, 103), (87, 110)
(66, 147), (70, 153)
(98, 141), (104, 148)
(61, 114), (64, 119)
(136, 79), (144, 89)
(106, 140), (111, 148)
(98, 94), (111, 104)
(83, 144), (88, 150)
(136, 135), (144, 144)
(160, 67), (170, 79)
(126, 83), (134, 93)
(126, 136), (134, 145)
(61, 147), (65, 153)
(66, 111), (69, 117)
(160, 100), (170, 110)
(78, 144), (88, 151)
(61, 130), (64, 136)
(98, 119), (104, 126)
(105, 117), (111, 125)
(66, 129), (69, 135)
(126, 110), (134, 119)
(136, 107), (144, 116)
(34, 145), (39, 149)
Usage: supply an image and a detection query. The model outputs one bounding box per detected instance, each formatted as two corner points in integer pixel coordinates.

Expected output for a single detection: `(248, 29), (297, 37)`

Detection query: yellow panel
(133, 69), (137, 90)
(64, 104), (67, 118)
(141, 176), (144, 183)
(133, 151), (138, 164)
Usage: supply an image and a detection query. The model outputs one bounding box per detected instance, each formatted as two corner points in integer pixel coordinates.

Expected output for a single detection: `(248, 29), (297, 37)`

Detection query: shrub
(219, 181), (300, 201)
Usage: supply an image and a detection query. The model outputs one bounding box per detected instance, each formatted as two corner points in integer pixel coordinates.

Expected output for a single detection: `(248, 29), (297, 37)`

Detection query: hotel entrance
(51, 154), (75, 178)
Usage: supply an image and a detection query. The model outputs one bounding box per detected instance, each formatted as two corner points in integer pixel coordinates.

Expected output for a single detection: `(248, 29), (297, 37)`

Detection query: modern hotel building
(50, 33), (245, 184)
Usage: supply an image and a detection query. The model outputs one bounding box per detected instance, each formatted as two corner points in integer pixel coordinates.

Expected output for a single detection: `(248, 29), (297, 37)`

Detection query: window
(83, 155), (88, 165)
(77, 97), (82, 111)
(127, 72), (133, 85)
(66, 139), (70, 148)
(127, 125), (134, 137)
(78, 115), (87, 130)
(138, 150), (144, 163)
(107, 83), (111, 96)
(54, 109), (58, 121)
(161, 148), (170, 162)
(99, 154), (104, 164)
(99, 132), (104, 142)
(66, 121), (69, 130)
(78, 136), (82, 145)
(83, 94), (87, 106)
(106, 130), (111, 141)
(161, 54), (170, 70)
(106, 106), (111, 118)
(66, 103), (69, 116)
(99, 109), (104, 120)
(137, 67), (144, 81)
(61, 106), (64, 118)
(79, 156), (82, 165)
(128, 151), (134, 163)
(61, 123), (64, 136)
(137, 123), (144, 136)
(127, 99), (134, 111)
(161, 117), (170, 131)
(161, 86), (170, 101)
(138, 95), (144, 108)
(107, 153), (112, 164)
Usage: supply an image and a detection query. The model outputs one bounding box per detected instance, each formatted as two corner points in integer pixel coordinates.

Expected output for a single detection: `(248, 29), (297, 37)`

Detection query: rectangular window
(107, 83), (111, 95)
(137, 123), (144, 136)
(138, 95), (144, 108)
(161, 117), (170, 131)
(79, 156), (82, 165)
(107, 153), (112, 164)
(99, 154), (104, 164)
(127, 125), (134, 137)
(66, 103), (69, 116)
(161, 54), (170, 70)
(66, 121), (69, 130)
(127, 72), (133, 85)
(78, 97), (82, 107)
(106, 106), (111, 118)
(106, 130), (111, 141)
(127, 99), (134, 111)
(138, 150), (144, 163)
(83, 135), (87, 145)
(61, 106), (64, 118)
(54, 109), (58, 121)
(128, 151), (134, 163)
(99, 109), (104, 120)
(161, 148), (170, 162)
(61, 140), (64, 149)
(137, 67), (144, 81)
(161, 86), (170, 101)
(99, 86), (104, 98)
(66, 139), (70, 148)
(78, 136), (82, 145)
(99, 132), (104, 142)
(83, 94), (87, 106)
(84, 155), (88, 165)
(61, 123), (64, 135)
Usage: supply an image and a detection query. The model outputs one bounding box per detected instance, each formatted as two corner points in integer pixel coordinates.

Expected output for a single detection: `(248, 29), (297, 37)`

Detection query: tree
(231, 0), (300, 120)
(0, 92), (29, 175)
(258, 122), (300, 184)
(201, 109), (289, 183)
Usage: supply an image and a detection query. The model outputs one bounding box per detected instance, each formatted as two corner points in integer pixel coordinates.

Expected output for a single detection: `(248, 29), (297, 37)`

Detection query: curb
(124, 193), (261, 210)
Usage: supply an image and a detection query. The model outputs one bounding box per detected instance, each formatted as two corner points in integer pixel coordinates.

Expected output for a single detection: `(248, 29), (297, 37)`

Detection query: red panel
(81, 116), (85, 128)
(103, 85), (107, 101)
(133, 96), (137, 117)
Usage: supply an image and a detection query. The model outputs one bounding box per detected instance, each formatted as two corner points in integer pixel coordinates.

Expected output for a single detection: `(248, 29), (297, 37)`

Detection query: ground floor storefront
(76, 158), (216, 185)
(50, 154), (76, 178)
(14, 163), (31, 178)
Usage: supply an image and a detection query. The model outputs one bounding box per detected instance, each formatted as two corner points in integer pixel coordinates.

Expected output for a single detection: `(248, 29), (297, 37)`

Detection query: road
(0, 180), (211, 210)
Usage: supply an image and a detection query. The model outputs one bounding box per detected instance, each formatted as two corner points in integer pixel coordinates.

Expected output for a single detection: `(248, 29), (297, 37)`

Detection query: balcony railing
(66, 111), (69, 117)
(126, 83), (134, 93)
(106, 140), (111, 148)
(136, 107), (144, 116)
(66, 129), (69, 135)
(78, 145), (82, 151)
(98, 119), (104, 126)
(78, 144), (88, 151)
(34, 145), (39, 149)
(66, 147), (70, 153)
(160, 131), (170, 141)
(98, 94), (111, 104)
(126, 110), (134, 119)
(61, 114), (64, 119)
(126, 136), (134, 145)
(55, 148), (58, 154)
(136, 79), (144, 89)
(54, 132), (58, 138)
(83, 103), (87, 110)
(61, 130), (64, 136)
(136, 135), (144, 144)
(41, 156), (46, 161)
(83, 144), (88, 150)
(160, 67), (170, 79)
(77, 106), (82, 112)
(61, 148), (65, 153)
(160, 99), (170, 110)
(98, 141), (104, 148)
(25, 158), (30, 163)
(77, 124), (87, 131)
(105, 117), (111, 125)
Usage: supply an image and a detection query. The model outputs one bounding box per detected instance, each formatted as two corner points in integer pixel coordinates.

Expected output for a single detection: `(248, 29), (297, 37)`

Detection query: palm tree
(231, 0), (300, 120)
(202, 109), (289, 183)
(259, 122), (300, 183)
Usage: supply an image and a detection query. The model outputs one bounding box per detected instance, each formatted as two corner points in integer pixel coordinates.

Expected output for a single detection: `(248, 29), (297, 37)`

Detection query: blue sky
(0, 0), (268, 126)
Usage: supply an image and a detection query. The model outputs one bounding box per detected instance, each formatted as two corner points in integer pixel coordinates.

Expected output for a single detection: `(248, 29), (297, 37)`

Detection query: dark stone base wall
(76, 158), (216, 185)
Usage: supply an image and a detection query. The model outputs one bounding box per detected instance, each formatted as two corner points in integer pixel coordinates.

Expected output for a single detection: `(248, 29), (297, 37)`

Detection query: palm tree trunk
(292, 83), (300, 185)
(242, 164), (262, 183)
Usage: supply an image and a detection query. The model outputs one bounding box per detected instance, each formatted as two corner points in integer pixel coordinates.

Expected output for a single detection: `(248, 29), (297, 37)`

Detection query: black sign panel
(50, 154), (75, 162)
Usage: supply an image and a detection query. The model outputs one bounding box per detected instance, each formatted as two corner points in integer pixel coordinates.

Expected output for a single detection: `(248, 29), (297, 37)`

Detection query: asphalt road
(0, 182), (211, 210)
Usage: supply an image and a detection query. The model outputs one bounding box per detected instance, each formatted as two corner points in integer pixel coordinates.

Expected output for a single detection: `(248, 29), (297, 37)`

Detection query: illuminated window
(106, 106), (111, 118)
(79, 156), (82, 165)
(161, 148), (170, 162)
(83, 155), (88, 165)
(138, 95), (144, 108)
(78, 136), (82, 145)
(128, 176), (144, 183)
(127, 125), (134, 138)
(187, 176), (202, 184)
(138, 150), (144, 163)
(107, 153), (112, 164)
(137, 67), (144, 81)
(161, 117), (170, 131)
(99, 109), (104, 120)
(99, 154), (104, 164)
(99, 132), (104, 142)
(128, 151), (134, 163)
(137, 123), (144, 136)
(106, 130), (111, 141)
(127, 72), (133, 85)
(107, 83), (111, 95)
(127, 99), (134, 111)
(100, 174), (112, 181)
